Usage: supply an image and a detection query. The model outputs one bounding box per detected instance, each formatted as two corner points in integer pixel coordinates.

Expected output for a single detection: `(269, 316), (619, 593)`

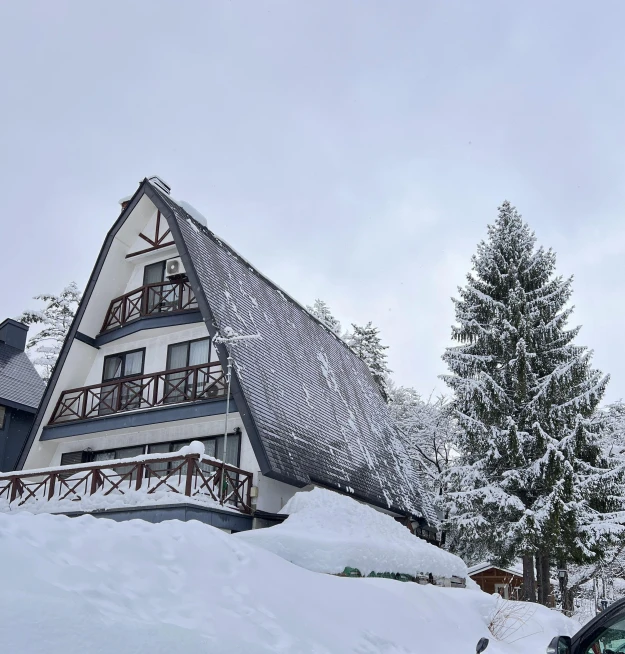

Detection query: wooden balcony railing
(0, 452), (253, 514)
(50, 362), (226, 424)
(101, 280), (197, 332)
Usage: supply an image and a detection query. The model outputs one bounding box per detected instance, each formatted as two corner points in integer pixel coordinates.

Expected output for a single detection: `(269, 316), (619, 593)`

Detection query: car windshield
(585, 614), (625, 654)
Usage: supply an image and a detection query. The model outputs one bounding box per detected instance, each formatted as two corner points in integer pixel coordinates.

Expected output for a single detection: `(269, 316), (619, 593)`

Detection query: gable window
(164, 337), (211, 404)
(0, 405), (6, 430)
(99, 349), (145, 415)
(142, 260), (187, 314)
(143, 261), (166, 286)
(143, 261), (168, 314)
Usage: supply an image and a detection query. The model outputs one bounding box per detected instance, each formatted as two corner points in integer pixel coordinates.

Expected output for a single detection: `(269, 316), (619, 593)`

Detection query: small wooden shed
(468, 562), (524, 600)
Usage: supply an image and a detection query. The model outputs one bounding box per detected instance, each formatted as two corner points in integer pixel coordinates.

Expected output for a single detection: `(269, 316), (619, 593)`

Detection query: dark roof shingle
(154, 187), (435, 522)
(0, 343), (45, 411)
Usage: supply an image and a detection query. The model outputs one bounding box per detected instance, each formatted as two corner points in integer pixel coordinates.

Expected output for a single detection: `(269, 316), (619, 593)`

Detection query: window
(143, 261), (172, 314)
(164, 338), (211, 404)
(99, 349), (145, 415)
(60, 432), (241, 474)
(147, 433), (241, 467)
(103, 349), (145, 382)
(583, 612), (625, 654)
(143, 261), (166, 286)
(0, 405), (6, 430)
(92, 445), (145, 479)
(59, 450), (92, 478)
(61, 451), (90, 466)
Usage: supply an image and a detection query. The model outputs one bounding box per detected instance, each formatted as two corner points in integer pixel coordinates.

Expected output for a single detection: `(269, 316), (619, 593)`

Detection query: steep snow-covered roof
(0, 342), (45, 411)
(149, 183), (434, 521)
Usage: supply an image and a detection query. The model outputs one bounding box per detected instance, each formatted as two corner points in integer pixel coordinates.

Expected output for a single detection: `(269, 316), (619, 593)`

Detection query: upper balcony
(49, 362), (226, 425)
(101, 280), (198, 333)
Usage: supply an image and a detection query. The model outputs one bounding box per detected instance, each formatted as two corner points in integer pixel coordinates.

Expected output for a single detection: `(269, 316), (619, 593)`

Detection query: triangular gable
(18, 179), (434, 522)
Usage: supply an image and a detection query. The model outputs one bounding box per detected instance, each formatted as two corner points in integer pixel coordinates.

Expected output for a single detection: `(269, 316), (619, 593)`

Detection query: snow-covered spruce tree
(18, 282), (82, 381)
(442, 201), (616, 602)
(348, 321), (391, 399)
(306, 299), (342, 336)
(389, 386), (458, 511)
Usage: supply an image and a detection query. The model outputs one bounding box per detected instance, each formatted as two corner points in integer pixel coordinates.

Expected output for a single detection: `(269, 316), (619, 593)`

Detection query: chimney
(147, 175), (171, 195)
(0, 319), (28, 351)
(118, 195), (132, 212)
(118, 176), (171, 212)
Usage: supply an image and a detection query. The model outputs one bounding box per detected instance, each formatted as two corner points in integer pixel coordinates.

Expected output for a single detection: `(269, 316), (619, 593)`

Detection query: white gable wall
(20, 191), (305, 515)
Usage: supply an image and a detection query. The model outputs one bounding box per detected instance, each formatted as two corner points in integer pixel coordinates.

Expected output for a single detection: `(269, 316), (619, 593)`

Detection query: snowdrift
(236, 487), (467, 578)
(0, 511), (576, 653)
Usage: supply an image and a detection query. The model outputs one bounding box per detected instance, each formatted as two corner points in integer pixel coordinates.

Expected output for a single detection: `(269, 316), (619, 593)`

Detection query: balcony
(0, 450), (253, 514)
(50, 362), (226, 424)
(101, 280), (198, 332)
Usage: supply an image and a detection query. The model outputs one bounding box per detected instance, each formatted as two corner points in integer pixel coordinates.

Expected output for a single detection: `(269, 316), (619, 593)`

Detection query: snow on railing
(0, 451), (253, 515)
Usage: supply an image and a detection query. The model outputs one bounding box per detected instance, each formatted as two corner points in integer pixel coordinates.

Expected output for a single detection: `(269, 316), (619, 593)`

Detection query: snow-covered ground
(236, 487), (466, 579)
(0, 511), (577, 654)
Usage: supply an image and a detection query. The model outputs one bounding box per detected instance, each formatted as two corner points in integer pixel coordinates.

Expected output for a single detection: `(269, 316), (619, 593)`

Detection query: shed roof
(467, 562), (524, 578)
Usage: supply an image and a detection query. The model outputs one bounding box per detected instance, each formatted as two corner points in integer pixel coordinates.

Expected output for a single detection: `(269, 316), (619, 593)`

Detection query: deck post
(135, 463), (143, 491)
(90, 470), (101, 495)
(184, 454), (199, 496)
(47, 474), (56, 500)
(9, 478), (22, 503)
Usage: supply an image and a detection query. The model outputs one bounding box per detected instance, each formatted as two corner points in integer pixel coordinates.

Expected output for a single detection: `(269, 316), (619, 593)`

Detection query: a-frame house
(11, 177), (435, 534)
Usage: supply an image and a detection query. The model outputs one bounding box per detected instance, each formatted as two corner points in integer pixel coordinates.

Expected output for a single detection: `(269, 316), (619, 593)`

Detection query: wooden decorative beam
(126, 211), (175, 258)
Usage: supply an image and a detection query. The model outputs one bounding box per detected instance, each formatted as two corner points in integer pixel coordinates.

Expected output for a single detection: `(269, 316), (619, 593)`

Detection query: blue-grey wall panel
(61, 503), (254, 531)
(0, 408), (36, 472)
(40, 398), (237, 440)
(94, 311), (203, 346)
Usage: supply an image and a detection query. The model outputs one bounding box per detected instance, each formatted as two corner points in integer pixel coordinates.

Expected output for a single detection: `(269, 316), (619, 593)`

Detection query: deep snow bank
(236, 487), (466, 578)
(0, 511), (576, 654)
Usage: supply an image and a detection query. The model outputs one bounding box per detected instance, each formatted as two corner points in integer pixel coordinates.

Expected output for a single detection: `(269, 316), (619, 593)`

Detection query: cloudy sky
(2, 1), (625, 401)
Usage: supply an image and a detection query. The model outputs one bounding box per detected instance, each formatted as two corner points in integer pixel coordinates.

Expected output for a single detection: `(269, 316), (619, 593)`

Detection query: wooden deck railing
(0, 452), (253, 514)
(101, 280), (197, 332)
(50, 362), (226, 424)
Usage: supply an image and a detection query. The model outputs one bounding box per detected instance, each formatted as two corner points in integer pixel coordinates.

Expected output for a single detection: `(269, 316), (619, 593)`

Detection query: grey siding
(0, 408), (36, 472)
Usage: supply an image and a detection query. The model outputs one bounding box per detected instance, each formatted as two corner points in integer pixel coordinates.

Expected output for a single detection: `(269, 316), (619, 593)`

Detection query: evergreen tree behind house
(442, 201), (620, 603)
(306, 299), (391, 401)
(348, 322), (391, 400)
(18, 282), (82, 382)
(306, 299), (342, 336)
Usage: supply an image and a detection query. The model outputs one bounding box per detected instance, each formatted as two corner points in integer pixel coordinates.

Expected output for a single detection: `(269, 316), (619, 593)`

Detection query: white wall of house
(255, 474), (303, 513)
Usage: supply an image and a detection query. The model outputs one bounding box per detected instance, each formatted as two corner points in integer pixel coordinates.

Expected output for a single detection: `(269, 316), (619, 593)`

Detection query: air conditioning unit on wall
(166, 257), (186, 278)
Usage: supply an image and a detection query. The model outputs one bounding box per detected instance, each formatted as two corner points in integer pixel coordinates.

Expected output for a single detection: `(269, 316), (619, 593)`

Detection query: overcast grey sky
(1, 1), (625, 401)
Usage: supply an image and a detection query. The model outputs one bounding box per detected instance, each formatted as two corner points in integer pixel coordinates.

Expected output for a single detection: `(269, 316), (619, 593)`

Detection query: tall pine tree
(348, 322), (391, 399)
(442, 201), (616, 601)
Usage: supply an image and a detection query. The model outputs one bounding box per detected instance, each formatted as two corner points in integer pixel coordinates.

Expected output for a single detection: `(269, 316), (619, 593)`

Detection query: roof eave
(15, 179), (152, 468)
